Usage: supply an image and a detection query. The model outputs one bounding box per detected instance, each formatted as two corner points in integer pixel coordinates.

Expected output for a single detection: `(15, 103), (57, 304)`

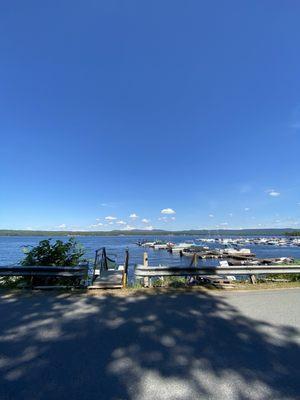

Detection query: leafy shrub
(21, 238), (85, 266)
(8, 238), (87, 288)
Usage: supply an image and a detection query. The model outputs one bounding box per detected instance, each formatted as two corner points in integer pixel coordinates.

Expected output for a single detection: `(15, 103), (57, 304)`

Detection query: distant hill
(0, 228), (298, 237)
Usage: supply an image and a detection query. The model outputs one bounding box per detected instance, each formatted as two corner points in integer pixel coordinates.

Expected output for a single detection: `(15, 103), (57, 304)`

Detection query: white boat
(153, 243), (168, 250)
(171, 242), (195, 253)
(224, 248), (251, 255)
(141, 242), (156, 247)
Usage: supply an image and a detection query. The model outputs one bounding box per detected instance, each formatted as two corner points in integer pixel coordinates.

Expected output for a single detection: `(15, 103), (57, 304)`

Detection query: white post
(143, 252), (149, 287)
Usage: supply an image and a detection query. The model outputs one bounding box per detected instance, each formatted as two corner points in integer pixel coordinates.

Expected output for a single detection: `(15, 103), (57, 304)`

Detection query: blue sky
(1, 1), (300, 231)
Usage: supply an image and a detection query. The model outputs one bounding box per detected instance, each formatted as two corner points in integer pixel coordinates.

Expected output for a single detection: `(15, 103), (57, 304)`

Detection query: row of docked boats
(197, 236), (300, 247)
(136, 239), (295, 265)
(136, 240), (198, 252)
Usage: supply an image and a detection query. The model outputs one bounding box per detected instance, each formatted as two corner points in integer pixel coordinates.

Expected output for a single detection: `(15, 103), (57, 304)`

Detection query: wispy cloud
(129, 213), (138, 219)
(267, 189), (280, 197)
(105, 216), (117, 220)
(161, 208), (176, 215)
(116, 220), (126, 225)
(141, 218), (150, 223)
(158, 216), (168, 222)
(208, 214), (214, 218)
(58, 224), (66, 229)
(100, 202), (119, 208)
(89, 222), (103, 228)
(244, 207), (250, 212)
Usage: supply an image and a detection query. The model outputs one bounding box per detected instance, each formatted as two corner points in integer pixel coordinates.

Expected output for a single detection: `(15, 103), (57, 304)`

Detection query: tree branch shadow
(0, 290), (299, 400)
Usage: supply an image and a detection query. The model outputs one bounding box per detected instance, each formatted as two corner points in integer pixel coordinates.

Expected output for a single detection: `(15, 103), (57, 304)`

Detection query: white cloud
(244, 207), (250, 212)
(58, 224), (67, 229)
(105, 216), (117, 220)
(90, 222), (103, 228)
(100, 202), (118, 207)
(220, 222), (229, 226)
(267, 190), (280, 197)
(229, 213), (233, 217)
(171, 216), (176, 221)
(161, 208), (176, 215)
(116, 220), (126, 225)
(129, 213), (138, 219)
(141, 218), (150, 224)
(144, 225), (154, 231)
(208, 214), (214, 218)
(26, 227), (33, 230)
(122, 225), (135, 231)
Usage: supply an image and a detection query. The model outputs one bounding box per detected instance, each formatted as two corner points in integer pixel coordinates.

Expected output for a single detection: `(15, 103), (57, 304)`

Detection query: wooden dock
(88, 270), (123, 289)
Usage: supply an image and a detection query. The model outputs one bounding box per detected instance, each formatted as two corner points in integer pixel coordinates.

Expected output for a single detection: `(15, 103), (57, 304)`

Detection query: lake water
(1, 235), (300, 282)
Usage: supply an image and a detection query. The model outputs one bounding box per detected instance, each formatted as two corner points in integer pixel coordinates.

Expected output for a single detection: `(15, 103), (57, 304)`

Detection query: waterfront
(1, 235), (300, 282)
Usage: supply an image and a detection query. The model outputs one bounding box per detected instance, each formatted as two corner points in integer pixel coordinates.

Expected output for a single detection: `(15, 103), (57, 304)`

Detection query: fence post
(194, 254), (198, 267)
(143, 252), (149, 287)
(189, 253), (198, 267)
(103, 247), (108, 270)
(249, 274), (257, 284)
(123, 249), (129, 288)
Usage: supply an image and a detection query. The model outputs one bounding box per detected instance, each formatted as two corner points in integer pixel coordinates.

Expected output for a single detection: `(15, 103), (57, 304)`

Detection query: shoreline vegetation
(0, 228), (300, 237)
(1, 282), (300, 295)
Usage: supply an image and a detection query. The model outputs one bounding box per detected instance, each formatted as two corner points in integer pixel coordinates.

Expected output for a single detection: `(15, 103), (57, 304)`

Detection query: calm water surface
(1, 235), (300, 281)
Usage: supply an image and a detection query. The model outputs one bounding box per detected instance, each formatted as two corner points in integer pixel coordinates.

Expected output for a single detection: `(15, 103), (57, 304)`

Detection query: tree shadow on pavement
(0, 289), (299, 400)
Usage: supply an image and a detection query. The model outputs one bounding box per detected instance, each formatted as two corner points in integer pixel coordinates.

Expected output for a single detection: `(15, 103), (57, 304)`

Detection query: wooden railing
(0, 264), (89, 288)
(135, 264), (300, 277)
(135, 253), (300, 286)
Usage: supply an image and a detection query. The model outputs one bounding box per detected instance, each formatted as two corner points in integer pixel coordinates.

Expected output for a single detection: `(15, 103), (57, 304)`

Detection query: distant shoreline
(0, 228), (299, 237)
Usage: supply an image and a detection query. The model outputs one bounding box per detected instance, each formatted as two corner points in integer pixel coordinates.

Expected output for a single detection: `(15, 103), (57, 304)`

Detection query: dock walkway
(88, 270), (123, 289)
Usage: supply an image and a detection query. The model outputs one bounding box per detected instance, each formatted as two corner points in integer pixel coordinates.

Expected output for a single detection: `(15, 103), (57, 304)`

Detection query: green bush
(5, 238), (87, 288)
(21, 238), (85, 266)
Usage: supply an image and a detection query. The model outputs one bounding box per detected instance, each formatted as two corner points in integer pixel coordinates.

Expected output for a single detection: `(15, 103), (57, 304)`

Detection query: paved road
(0, 289), (300, 400)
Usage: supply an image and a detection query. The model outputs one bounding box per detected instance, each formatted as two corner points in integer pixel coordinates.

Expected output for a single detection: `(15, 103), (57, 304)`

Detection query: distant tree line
(285, 231), (300, 236)
(0, 228), (299, 237)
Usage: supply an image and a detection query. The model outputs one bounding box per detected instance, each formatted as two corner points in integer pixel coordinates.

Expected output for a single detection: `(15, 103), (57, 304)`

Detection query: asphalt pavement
(1, 288), (300, 400)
